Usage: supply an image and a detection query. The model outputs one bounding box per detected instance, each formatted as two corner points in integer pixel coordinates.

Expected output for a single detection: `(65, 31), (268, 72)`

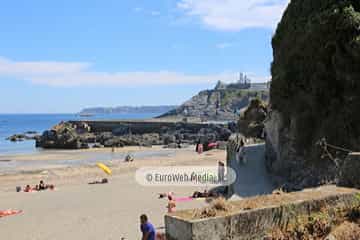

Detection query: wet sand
(0, 147), (225, 240)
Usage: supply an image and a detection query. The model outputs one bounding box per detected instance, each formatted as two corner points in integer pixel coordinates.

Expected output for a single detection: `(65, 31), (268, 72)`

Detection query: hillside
(158, 85), (269, 122)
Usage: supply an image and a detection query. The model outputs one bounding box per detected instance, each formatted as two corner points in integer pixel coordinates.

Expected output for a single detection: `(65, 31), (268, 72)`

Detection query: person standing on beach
(140, 214), (156, 240)
(218, 161), (225, 183)
(236, 139), (246, 164)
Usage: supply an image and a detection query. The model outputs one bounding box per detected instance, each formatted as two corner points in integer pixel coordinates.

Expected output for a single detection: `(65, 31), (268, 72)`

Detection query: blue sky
(0, 0), (289, 113)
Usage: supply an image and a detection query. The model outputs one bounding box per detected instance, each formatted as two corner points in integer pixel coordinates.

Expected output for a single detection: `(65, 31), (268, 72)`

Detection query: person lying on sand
(21, 182), (55, 192)
(88, 178), (109, 185)
(38, 180), (55, 191)
(24, 185), (32, 192)
(192, 190), (218, 198)
(158, 192), (173, 199)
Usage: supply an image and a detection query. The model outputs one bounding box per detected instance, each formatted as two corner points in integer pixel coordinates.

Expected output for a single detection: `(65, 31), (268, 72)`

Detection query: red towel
(0, 210), (23, 218)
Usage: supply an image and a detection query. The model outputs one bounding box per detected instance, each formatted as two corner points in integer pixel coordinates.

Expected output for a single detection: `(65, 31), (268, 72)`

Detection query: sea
(0, 113), (160, 156)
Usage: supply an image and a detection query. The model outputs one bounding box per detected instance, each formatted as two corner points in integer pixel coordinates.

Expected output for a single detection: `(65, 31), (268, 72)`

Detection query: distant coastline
(79, 105), (177, 115)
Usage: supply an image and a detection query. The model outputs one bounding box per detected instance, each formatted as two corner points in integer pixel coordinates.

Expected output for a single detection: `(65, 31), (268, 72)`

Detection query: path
(229, 143), (275, 198)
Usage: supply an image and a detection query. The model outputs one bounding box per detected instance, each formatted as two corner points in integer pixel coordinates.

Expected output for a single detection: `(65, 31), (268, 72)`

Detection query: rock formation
(36, 122), (92, 149)
(238, 98), (267, 139)
(265, 0), (360, 189)
(158, 88), (269, 121)
(6, 132), (41, 142)
(36, 120), (233, 150)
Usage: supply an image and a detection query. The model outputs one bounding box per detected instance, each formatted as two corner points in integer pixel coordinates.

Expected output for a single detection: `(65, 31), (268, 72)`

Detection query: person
(88, 178), (108, 185)
(39, 180), (46, 190)
(166, 195), (176, 213)
(197, 143), (203, 154)
(24, 185), (32, 192)
(140, 214), (156, 240)
(195, 140), (200, 152)
(125, 154), (134, 162)
(158, 192), (173, 199)
(192, 190), (218, 198)
(218, 161), (225, 183)
(236, 139), (246, 164)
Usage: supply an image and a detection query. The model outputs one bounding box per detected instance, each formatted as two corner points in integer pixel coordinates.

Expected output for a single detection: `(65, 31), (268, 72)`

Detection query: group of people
(19, 180), (55, 193)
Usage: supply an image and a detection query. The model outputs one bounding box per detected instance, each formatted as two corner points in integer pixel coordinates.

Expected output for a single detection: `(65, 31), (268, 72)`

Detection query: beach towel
(173, 197), (207, 202)
(174, 197), (193, 202)
(208, 142), (218, 148)
(0, 210), (23, 218)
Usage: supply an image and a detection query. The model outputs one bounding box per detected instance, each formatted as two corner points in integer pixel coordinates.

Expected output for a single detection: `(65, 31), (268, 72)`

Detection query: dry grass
(267, 204), (360, 240)
(173, 186), (357, 221)
(331, 221), (360, 240)
(192, 197), (232, 219)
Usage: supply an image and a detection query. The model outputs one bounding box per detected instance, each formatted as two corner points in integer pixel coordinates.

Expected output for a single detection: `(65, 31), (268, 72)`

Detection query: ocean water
(0, 113), (160, 155)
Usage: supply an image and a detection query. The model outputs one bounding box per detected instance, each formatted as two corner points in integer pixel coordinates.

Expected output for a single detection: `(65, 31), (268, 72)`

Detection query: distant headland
(79, 105), (177, 115)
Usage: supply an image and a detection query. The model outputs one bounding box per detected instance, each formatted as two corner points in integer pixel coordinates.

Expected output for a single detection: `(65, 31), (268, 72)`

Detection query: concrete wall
(165, 187), (359, 240)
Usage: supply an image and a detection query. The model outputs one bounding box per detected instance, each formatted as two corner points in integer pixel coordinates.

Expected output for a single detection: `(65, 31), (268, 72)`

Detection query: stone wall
(165, 187), (359, 240)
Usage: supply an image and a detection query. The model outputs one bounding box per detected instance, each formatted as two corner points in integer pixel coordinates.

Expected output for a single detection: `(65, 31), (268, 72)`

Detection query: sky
(0, 0), (290, 113)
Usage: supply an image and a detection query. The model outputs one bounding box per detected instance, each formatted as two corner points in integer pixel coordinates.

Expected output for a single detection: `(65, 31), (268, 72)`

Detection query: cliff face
(158, 89), (269, 121)
(266, 0), (360, 188)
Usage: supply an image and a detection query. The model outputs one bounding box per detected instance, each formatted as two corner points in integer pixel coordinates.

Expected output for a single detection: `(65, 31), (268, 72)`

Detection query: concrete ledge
(165, 186), (359, 240)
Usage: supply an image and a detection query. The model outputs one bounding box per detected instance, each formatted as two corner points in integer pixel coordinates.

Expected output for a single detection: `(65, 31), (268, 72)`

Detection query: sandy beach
(0, 147), (225, 240)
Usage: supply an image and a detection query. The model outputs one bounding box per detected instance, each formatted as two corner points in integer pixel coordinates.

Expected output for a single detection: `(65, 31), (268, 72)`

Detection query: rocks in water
(6, 133), (41, 142)
(7, 134), (26, 142)
(238, 99), (267, 139)
(265, 0), (360, 189)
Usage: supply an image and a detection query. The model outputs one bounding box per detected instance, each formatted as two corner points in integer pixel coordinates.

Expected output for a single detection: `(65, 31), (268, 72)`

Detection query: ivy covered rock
(266, 0), (360, 188)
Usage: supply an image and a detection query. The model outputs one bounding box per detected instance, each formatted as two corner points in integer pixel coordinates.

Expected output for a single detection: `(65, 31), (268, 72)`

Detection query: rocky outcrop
(158, 88), (269, 121)
(36, 122), (92, 149)
(266, 0), (360, 189)
(36, 120), (233, 149)
(238, 99), (267, 139)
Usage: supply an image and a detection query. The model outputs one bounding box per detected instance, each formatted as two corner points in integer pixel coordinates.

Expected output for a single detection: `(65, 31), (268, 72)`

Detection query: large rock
(339, 153), (360, 188)
(266, 0), (360, 188)
(238, 99), (267, 138)
(36, 122), (89, 149)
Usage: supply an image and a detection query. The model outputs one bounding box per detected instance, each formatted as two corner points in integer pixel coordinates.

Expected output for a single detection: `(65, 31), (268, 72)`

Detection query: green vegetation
(219, 89), (268, 106)
(271, 0), (360, 161)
